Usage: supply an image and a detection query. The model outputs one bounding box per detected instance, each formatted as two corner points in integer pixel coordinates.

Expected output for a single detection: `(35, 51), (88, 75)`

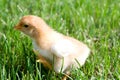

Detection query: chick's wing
(51, 39), (78, 58)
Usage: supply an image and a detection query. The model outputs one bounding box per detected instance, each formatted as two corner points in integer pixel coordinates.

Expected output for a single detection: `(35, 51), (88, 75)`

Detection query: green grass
(0, 0), (120, 80)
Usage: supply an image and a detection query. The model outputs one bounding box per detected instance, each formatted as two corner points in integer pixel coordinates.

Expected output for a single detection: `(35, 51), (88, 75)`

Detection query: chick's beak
(14, 25), (21, 30)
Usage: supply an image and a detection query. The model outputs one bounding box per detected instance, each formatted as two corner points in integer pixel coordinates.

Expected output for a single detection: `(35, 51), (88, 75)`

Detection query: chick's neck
(32, 26), (54, 49)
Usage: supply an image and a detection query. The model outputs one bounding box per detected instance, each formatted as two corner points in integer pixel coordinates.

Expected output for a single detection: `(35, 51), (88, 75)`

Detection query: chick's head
(14, 15), (48, 38)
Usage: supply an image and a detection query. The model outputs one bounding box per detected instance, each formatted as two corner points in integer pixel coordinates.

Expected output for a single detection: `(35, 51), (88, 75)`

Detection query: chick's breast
(33, 41), (54, 62)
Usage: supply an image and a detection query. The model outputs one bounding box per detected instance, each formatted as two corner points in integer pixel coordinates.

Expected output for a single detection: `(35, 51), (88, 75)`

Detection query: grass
(0, 0), (120, 80)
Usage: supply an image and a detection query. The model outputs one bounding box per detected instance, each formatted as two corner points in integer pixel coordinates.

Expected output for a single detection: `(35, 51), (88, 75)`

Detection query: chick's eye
(24, 24), (29, 28)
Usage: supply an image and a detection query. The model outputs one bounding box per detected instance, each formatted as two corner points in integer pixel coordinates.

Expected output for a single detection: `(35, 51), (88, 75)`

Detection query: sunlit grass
(0, 0), (120, 80)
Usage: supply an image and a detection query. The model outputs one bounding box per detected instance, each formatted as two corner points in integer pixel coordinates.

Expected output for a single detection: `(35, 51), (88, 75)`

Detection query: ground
(0, 0), (120, 80)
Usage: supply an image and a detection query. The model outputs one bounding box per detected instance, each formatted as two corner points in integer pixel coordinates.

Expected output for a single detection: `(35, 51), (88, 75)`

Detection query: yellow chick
(14, 15), (90, 79)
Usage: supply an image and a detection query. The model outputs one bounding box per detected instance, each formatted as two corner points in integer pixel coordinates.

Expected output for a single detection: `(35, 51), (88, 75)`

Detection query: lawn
(0, 0), (120, 80)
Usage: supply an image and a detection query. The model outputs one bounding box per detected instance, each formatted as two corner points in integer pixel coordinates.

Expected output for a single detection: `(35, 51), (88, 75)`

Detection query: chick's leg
(54, 57), (71, 80)
(33, 49), (52, 70)
(62, 71), (70, 80)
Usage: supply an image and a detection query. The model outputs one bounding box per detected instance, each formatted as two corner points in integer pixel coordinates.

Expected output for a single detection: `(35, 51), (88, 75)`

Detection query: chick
(14, 15), (90, 79)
